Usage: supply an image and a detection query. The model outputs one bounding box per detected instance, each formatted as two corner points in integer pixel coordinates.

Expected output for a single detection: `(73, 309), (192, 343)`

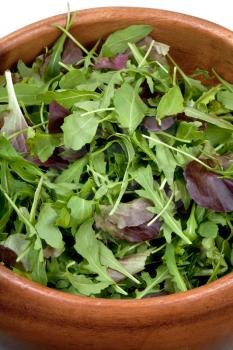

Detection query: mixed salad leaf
(0, 16), (233, 299)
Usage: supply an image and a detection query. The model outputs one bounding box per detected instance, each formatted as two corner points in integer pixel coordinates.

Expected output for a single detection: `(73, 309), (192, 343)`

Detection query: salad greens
(0, 16), (233, 299)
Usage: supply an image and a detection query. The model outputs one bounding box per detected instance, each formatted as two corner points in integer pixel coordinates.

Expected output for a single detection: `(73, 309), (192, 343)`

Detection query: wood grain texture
(0, 7), (233, 350)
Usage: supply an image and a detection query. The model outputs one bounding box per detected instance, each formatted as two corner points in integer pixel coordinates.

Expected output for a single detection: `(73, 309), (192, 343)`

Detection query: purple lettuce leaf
(61, 39), (83, 66)
(95, 198), (161, 242)
(1, 71), (28, 153)
(0, 245), (17, 267)
(94, 54), (128, 70)
(137, 36), (169, 65)
(28, 146), (87, 169)
(108, 252), (150, 282)
(142, 116), (175, 132)
(184, 159), (233, 212)
(48, 100), (70, 134)
(57, 146), (88, 162)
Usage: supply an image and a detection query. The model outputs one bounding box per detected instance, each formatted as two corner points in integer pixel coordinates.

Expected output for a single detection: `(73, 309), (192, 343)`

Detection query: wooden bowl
(0, 7), (233, 350)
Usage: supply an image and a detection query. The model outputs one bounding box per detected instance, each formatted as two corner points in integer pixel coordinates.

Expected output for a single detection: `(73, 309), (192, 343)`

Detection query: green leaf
(164, 243), (187, 292)
(59, 70), (86, 90)
(66, 272), (110, 296)
(55, 156), (87, 184)
(0, 83), (44, 106)
(28, 133), (61, 162)
(98, 241), (140, 284)
(3, 233), (31, 270)
(114, 82), (147, 133)
(35, 204), (64, 249)
(156, 144), (177, 186)
(74, 219), (113, 283)
(39, 90), (100, 108)
(0, 135), (21, 160)
(204, 124), (232, 147)
(30, 247), (47, 286)
(195, 85), (222, 106)
(67, 196), (94, 232)
(156, 85), (184, 120)
(62, 112), (99, 150)
(136, 266), (168, 299)
(55, 207), (70, 228)
(217, 90), (233, 110)
(198, 221), (218, 239)
(184, 106), (233, 131)
(176, 121), (203, 142)
(100, 25), (153, 57)
(44, 16), (71, 80)
(90, 152), (106, 174)
(100, 72), (121, 109)
(185, 205), (198, 241)
(133, 166), (191, 244)
(17, 60), (33, 78)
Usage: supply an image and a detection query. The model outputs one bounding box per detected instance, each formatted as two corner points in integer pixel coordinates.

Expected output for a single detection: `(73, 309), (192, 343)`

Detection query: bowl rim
(0, 6), (233, 307)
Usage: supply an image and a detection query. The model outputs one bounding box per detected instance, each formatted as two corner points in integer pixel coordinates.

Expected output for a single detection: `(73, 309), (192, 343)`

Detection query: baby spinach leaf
(0, 83), (44, 106)
(156, 85), (184, 120)
(62, 112), (99, 150)
(217, 90), (233, 110)
(198, 221), (218, 239)
(28, 133), (61, 162)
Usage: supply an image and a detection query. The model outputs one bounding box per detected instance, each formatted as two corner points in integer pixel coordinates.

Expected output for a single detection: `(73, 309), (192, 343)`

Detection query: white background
(0, 0), (233, 38)
(0, 1), (232, 349)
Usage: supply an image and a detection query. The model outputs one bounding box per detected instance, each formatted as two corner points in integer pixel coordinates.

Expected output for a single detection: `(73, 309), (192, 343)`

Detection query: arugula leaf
(40, 90), (100, 108)
(74, 219), (114, 284)
(66, 272), (110, 296)
(184, 106), (233, 131)
(156, 143), (177, 186)
(176, 121), (203, 142)
(99, 241), (140, 284)
(100, 25), (153, 57)
(44, 15), (72, 80)
(114, 82), (147, 133)
(67, 196), (94, 232)
(55, 156), (87, 184)
(133, 166), (191, 244)
(164, 243), (187, 292)
(136, 266), (168, 299)
(35, 204), (64, 249)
